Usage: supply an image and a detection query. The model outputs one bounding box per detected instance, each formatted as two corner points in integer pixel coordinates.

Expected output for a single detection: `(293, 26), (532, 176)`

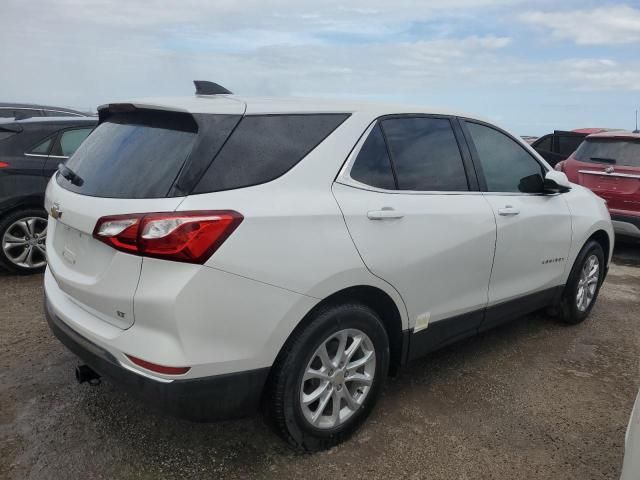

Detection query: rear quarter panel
(176, 111), (410, 332)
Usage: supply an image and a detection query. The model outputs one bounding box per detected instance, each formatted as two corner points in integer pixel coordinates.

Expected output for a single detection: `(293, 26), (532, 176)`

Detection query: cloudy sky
(2, 0), (639, 135)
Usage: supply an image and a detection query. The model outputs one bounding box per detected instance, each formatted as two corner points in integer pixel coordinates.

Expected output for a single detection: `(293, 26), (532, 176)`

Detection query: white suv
(44, 82), (614, 451)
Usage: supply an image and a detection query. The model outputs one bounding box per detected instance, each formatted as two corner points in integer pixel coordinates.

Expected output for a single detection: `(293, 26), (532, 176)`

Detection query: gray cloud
(520, 5), (640, 45)
(1, 0), (638, 134)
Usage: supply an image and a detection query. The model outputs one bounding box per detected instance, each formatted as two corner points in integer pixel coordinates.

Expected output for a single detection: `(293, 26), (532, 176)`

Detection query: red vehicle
(557, 130), (640, 239)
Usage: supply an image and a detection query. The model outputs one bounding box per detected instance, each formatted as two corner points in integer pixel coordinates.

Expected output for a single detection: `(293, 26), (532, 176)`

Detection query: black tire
(0, 207), (48, 275)
(557, 240), (605, 325)
(265, 302), (390, 451)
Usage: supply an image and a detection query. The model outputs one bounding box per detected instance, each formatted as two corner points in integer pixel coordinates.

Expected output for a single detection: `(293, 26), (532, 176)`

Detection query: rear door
(333, 116), (496, 358)
(461, 120), (572, 329)
(44, 109), (211, 329)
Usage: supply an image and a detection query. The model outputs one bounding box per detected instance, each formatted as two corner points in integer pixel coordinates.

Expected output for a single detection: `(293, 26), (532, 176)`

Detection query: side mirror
(544, 170), (571, 194)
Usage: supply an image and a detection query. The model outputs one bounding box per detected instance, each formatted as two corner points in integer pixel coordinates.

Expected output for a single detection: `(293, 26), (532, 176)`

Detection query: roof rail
(193, 80), (232, 95)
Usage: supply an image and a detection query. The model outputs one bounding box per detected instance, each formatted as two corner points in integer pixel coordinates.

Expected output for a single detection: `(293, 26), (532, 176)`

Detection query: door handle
(367, 208), (404, 220)
(498, 205), (520, 216)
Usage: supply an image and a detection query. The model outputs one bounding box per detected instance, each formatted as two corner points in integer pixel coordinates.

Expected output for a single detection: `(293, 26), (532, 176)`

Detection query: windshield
(574, 138), (640, 168)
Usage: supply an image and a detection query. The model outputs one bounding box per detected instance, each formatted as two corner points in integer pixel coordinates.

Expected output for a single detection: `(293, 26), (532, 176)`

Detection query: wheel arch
(587, 229), (611, 268)
(271, 285), (407, 382)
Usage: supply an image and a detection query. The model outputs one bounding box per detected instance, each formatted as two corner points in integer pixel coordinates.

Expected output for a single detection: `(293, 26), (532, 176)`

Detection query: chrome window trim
(44, 109), (84, 117)
(24, 153), (68, 159)
(578, 169), (640, 180)
(0, 107), (83, 117)
(0, 107), (41, 112)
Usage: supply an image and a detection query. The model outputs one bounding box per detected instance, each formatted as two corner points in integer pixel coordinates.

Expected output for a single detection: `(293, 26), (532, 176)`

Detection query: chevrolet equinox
(44, 81), (614, 451)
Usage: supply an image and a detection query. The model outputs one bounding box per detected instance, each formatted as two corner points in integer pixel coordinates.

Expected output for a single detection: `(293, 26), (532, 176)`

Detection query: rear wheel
(266, 303), (389, 451)
(0, 208), (48, 274)
(557, 240), (605, 324)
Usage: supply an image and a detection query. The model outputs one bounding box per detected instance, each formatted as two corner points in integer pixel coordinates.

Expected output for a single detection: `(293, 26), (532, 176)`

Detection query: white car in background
(44, 81), (613, 450)
(621, 389), (640, 479)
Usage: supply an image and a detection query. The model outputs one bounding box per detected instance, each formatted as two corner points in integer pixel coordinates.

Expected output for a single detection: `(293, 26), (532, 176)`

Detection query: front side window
(349, 124), (396, 190)
(380, 117), (468, 191)
(466, 122), (545, 193)
(53, 128), (93, 157)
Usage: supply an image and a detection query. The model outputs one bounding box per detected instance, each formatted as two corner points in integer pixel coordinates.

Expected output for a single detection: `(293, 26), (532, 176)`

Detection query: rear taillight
(0, 162), (9, 168)
(93, 210), (243, 264)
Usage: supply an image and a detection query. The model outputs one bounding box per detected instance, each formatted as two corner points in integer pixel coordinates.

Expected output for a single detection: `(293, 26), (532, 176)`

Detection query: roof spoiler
(193, 80), (232, 95)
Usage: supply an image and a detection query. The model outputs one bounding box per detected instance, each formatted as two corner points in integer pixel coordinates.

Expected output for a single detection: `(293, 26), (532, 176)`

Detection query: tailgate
(44, 172), (185, 329)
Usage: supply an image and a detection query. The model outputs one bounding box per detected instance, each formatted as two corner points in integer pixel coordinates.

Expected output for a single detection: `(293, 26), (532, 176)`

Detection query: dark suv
(531, 129), (611, 167)
(0, 116), (97, 273)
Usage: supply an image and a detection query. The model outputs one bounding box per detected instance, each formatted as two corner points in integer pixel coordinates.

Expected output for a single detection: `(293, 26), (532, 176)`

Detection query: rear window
(56, 112), (198, 198)
(194, 114), (349, 193)
(574, 139), (640, 168)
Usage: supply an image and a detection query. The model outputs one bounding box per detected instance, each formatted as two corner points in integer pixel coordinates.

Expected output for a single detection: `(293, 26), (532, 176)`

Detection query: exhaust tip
(75, 365), (101, 385)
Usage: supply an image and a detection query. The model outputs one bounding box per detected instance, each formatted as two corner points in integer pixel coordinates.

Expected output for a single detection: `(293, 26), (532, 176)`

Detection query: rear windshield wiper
(589, 157), (616, 164)
(57, 163), (84, 187)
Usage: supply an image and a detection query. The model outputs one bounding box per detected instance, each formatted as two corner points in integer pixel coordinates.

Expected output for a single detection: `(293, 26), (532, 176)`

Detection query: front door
(462, 120), (573, 329)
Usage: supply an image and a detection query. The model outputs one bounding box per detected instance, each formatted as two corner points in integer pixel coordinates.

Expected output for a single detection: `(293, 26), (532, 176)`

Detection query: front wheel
(265, 303), (389, 451)
(557, 240), (605, 325)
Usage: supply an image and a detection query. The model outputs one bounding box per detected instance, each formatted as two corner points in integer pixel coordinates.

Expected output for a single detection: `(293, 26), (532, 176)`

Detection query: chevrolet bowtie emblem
(50, 203), (62, 219)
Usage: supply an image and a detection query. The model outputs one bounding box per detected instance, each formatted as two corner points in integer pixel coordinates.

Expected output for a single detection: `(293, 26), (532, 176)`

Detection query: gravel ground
(1, 242), (639, 480)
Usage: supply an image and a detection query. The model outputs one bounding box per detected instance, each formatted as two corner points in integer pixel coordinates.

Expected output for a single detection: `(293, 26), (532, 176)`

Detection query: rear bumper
(611, 214), (640, 239)
(45, 294), (270, 420)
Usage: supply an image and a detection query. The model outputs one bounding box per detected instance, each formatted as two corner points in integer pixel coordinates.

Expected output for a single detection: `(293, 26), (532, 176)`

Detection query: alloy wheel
(2, 216), (47, 269)
(576, 254), (599, 312)
(300, 328), (376, 429)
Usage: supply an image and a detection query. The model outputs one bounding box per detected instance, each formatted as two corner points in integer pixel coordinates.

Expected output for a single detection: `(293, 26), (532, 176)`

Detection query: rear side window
(57, 112), (198, 198)
(380, 117), (468, 191)
(31, 137), (53, 154)
(350, 124), (396, 190)
(52, 128), (93, 157)
(574, 139), (640, 167)
(194, 114), (349, 193)
(466, 122), (545, 193)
